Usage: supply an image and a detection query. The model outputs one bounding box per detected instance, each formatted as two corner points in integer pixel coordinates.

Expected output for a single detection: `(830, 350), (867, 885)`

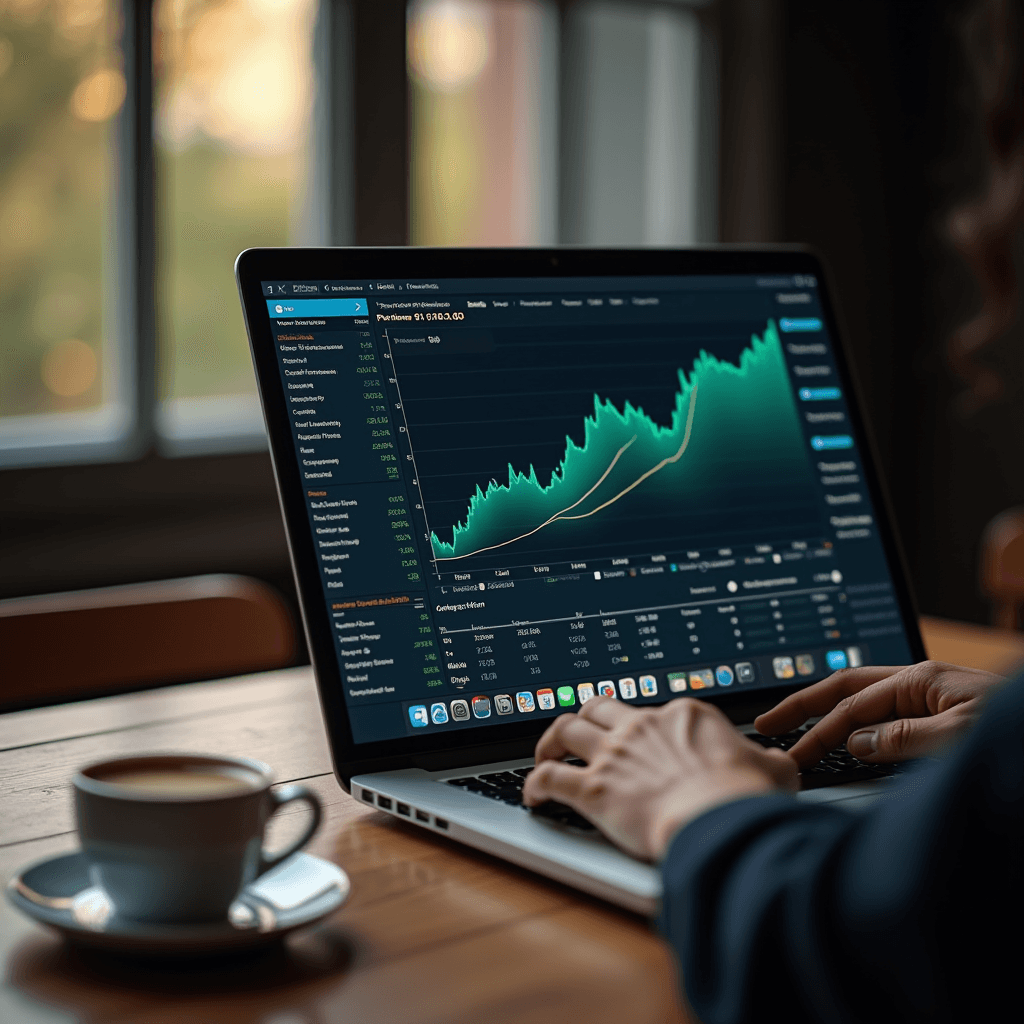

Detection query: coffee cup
(73, 753), (322, 925)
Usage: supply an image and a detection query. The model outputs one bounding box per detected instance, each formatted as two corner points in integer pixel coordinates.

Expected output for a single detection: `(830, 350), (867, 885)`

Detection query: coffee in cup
(74, 753), (322, 925)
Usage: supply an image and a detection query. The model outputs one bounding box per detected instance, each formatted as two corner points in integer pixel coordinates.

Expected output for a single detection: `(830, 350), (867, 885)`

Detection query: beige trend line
(553, 383), (698, 522)
(434, 384), (698, 562)
(433, 433), (638, 561)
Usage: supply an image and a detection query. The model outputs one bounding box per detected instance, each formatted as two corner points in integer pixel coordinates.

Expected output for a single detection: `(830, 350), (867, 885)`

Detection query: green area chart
(430, 320), (814, 562)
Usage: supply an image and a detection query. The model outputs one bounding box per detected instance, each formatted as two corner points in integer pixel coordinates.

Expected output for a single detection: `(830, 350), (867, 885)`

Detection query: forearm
(660, 794), (860, 1024)
(659, 671), (1024, 1024)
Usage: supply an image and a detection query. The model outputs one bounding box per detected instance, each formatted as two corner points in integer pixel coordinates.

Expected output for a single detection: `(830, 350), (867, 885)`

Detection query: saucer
(6, 850), (350, 957)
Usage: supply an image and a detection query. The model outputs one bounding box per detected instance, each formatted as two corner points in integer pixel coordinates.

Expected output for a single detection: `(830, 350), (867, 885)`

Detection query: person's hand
(754, 660), (1006, 768)
(521, 696), (798, 862)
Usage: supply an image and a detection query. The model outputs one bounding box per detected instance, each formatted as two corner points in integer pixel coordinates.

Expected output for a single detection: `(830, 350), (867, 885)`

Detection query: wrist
(649, 769), (780, 860)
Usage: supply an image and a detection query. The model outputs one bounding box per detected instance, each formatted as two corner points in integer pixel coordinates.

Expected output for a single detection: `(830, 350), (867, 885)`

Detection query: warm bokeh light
(71, 66), (126, 121)
(56, 0), (106, 39)
(155, 0), (316, 156)
(408, 0), (491, 94)
(41, 338), (98, 398)
(409, 1), (550, 247)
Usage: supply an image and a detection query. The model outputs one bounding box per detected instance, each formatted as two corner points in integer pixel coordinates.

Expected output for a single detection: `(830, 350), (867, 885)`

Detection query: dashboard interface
(260, 272), (915, 744)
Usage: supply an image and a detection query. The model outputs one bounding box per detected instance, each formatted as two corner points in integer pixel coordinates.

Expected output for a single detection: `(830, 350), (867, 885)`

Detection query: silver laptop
(236, 247), (925, 915)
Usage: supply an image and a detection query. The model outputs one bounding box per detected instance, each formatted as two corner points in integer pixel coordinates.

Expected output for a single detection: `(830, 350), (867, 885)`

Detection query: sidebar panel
(270, 315), (442, 740)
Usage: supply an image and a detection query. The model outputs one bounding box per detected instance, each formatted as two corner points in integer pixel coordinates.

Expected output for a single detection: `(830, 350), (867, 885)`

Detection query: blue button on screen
(826, 650), (848, 671)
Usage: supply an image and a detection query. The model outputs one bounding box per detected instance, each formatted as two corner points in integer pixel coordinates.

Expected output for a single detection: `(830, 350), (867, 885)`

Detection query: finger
(534, 714), (610, 764)
(846, 707), (973, 763)
(577, 694), (635, 729)
(522, 760), (585, 807)
(787, 675), (911, 766)
(754, 666), (904, 735)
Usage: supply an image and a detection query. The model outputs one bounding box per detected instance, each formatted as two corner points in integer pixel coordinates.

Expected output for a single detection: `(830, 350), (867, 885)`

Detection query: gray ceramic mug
(73, 753), (322, 925)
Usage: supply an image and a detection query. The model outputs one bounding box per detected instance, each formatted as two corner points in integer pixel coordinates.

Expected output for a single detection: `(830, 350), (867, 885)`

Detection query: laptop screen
(259, 271), (915, 745)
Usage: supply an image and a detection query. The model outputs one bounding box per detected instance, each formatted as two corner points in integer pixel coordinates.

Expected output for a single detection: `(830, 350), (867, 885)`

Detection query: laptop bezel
(235, 246), (926, 788)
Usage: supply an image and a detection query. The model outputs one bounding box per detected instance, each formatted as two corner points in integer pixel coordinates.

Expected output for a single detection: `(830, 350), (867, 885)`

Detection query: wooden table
(1, 618), (1021, 1024)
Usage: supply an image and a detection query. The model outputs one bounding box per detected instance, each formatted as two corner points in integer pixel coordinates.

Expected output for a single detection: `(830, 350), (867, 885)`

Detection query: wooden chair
(980, 507), (1024, 629)
(0, 575), (297, 712)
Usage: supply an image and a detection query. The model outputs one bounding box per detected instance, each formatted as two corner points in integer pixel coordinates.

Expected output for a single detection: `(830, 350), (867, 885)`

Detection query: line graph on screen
(428, 319), (812, 565)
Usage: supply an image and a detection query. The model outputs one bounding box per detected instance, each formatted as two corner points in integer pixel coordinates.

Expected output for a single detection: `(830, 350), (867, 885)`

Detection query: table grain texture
(1, 616), (1021, 1024)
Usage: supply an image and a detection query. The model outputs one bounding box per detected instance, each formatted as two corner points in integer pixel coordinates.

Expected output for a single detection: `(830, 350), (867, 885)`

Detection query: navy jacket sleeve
(659, 674), (1024, 1024)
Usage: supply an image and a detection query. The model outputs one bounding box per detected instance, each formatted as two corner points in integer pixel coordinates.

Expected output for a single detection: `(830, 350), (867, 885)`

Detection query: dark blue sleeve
(659, 675), (1024, 1024)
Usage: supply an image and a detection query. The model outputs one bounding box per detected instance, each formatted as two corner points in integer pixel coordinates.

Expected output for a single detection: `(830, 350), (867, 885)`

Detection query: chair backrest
(980, 508), (1024, 630)
(0, 575), (297, 712)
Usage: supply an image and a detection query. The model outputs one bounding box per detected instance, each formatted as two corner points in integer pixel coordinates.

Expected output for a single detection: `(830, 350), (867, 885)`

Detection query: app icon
(494, 694), (514, 715)
(537, 688), (555, 710)
(689, 669), (715, 690)
(795, 654), (816, 676)
(450, 699), (470, 721)
(516, 691), (536, 713)
(772, 656), (796, 680)
(667, 672), (688, 692)
(597, 680), (618, 699)
(826, 649), (848, 671)
(577, 682), (596, 703)
(715, 665), (735, 686)
(846, 646), (864, 668)
(618, 677), (637, 699)
(639, 674), (658, 697)
(735, 662), (756, 683)
(430, 702), (449, 725)
(409, 705), (429, 728)
(557, 686), (575, 706)
(472, 695), (492, 718)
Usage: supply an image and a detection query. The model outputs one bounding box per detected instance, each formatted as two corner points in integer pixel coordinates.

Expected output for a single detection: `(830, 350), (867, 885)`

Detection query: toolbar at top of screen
(267, 298), (367, 317)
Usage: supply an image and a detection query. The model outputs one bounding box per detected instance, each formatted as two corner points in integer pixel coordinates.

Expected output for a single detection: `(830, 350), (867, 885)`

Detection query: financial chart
(391, 319), (822, 574)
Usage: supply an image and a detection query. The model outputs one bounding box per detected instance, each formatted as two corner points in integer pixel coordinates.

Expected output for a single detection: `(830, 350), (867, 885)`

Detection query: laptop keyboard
(746, 726), (905, 788)
(445, 727), (906, 831)
(446, 762), (597, 831)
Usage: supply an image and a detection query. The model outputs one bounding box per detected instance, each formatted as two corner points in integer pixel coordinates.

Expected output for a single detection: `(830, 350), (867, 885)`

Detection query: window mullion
(119, 0), (157, 456)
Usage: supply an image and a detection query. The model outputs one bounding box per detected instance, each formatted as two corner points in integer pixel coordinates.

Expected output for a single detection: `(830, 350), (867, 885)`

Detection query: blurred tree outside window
(153, 0), (317, 450)
(0, 0), (128, 457)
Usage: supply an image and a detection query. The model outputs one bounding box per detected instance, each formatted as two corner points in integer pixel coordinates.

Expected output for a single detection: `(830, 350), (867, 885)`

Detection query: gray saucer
(6, 850), (350, 957)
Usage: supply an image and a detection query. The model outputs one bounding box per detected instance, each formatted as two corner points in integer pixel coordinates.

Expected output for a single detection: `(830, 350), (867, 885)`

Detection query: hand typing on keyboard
(753, 660), (1006, 767)
(522, 696), (798, 862)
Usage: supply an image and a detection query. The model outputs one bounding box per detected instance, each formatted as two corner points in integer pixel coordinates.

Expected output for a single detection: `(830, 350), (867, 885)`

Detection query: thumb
(847, 710), (968, 763)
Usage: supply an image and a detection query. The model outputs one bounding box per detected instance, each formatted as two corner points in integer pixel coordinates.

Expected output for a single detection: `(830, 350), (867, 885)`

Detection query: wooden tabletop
(1, 617), (1022, 1024)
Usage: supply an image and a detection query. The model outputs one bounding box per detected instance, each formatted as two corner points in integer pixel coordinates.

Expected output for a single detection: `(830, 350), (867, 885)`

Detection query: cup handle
(258, 783), (323, 875)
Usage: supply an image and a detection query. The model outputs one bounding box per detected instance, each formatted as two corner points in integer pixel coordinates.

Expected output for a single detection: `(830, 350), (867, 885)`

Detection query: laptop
(236, 247), (925, 915)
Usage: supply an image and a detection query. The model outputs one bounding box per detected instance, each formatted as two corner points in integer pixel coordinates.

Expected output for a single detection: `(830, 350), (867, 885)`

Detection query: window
(154, 0), (318, 453)
(407, 0), (557, 246)
(0, 0), (717, 470)
(0, 0), (129, 466)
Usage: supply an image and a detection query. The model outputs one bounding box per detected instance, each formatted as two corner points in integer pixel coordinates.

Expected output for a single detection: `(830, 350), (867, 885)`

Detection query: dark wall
(777, 0), (1023, 624)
